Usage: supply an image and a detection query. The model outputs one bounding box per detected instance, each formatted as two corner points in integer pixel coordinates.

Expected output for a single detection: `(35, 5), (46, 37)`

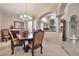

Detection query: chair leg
(5, 38), (7, 42)
(32, 49), (34, 56)
(23, 42), (25, 50)
(2, 38), (4, 42)
(24, 46), (29, 52)
(11, 46), (14, 55)
(41, 45), (43, 54)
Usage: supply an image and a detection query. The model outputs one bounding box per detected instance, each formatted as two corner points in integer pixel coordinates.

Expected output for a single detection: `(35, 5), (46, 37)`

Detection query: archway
(60, 19), (66, 41)
(39, 13), (57, 32)
(69, 15), (78, 40)
(50, 19), (56, 32)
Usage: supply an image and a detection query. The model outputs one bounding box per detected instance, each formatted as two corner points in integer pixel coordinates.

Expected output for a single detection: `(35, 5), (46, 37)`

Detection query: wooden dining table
(16, 33), (33, 52)
(16, 33), (33, 40)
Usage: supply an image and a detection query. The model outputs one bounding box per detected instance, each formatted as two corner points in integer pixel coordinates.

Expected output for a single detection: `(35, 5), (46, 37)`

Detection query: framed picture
(14, 21), (24, 29)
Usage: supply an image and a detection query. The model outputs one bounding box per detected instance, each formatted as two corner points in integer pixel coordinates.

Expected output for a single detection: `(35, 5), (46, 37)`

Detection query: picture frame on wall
(14, 21), (24, 29)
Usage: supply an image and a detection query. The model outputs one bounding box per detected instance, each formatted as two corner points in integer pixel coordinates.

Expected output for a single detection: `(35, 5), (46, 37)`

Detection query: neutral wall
(0, 12), (1, 28)
(44, 32), (62, 45)
(1, 14), (23, 29)
(0, 11), (2, 40)
(1, 14), (40, 30)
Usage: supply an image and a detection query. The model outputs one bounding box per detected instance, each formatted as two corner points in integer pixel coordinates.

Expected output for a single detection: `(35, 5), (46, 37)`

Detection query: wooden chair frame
(28, 30), (44, 56)
(9, 30), (23, 55)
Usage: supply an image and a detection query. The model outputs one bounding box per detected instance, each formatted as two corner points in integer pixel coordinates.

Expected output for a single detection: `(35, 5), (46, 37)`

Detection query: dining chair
(26, 30), (44, 56)
(9, 30), (23, 55)
(1, 29), (10, 42)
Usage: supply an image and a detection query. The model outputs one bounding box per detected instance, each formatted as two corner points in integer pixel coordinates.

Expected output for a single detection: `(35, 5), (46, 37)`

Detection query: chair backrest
(1, 29), (9, 36)
(9, 30), (19, 39)
(9, 30), (19, 45)
(9, 30), (14, 40)
(33, 30), (44, 47)
(9, 29), (22, 46)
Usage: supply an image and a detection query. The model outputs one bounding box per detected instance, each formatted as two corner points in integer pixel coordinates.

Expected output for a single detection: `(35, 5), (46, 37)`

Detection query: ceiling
(0, 3), (60, 18)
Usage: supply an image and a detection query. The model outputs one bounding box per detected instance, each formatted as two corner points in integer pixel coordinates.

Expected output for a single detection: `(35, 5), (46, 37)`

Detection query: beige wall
(1, 14), (23, 29)
(1, 14), (40, 30)
(44, 32), (62, 45)
(0, 12), (1, 28)
(0, 11), (2, 40)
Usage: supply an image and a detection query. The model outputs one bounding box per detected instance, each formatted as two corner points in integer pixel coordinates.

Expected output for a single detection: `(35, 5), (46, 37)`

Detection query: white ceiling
(0, 3), (60, 17)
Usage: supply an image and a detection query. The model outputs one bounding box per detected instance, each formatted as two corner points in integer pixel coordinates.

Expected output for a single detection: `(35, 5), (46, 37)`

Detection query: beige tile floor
(1, 39), (79, 56)
(62, 40), (79, 56)
(0, 31), (79, 56)
(0, 39), (68, 56)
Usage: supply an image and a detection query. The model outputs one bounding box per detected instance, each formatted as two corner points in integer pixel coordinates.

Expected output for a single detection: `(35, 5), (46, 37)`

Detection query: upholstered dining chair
(1, 29), (10, 42)
(9, 30), (23, 55)
(26, 30), (44, 56)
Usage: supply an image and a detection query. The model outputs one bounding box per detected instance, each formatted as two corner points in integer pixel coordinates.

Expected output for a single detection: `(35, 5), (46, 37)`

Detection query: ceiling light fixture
(20, 14), (33, 21)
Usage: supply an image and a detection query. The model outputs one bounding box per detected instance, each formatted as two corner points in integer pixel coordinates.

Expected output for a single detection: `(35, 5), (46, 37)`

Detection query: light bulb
(24, 15), (27, 17)
(29, 17), (32, 20)
(20, 15), (23, 18)
(28, 16), (30, 18)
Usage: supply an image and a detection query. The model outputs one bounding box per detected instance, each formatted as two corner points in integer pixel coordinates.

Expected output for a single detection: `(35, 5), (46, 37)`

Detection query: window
(27, 21), (33, 33)
(50, 19), (56, 32)
(34, 20), (37, 30)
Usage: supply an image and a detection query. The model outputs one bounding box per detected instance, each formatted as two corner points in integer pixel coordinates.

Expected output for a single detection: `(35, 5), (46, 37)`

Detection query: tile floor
(0, 40), (68, 56)
(62, 40), (79, 56)
(0, 37), (79, 56)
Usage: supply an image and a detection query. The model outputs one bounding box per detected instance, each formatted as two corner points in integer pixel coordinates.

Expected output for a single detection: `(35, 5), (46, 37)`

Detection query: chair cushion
(2, 29), (9, 36)
(28, 43), (41, 49)
(28, 43), (32, 48)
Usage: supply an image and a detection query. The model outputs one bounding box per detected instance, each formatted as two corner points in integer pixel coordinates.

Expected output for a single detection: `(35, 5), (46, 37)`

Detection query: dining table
(16, 33), (33, 52)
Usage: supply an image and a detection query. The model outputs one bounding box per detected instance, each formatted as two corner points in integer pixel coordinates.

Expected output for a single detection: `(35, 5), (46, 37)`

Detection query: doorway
(69, 15), (77, 40)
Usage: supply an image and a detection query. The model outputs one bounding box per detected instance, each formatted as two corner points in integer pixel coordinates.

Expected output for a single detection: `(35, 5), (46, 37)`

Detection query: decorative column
(24, 21), (26, 30)
(57, 16), (61, 32)
(62, 19), (66, 41)
(77, 18), (79, 40)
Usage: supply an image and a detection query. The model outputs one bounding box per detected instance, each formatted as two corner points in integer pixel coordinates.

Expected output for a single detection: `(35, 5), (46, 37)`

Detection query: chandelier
(20, 14), (33, 21)
(20, 4), (33, 21)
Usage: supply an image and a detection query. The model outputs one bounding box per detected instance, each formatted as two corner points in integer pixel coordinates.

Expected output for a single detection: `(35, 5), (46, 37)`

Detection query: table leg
(23, 41), (29, 52)
(23, 41), (25, 50)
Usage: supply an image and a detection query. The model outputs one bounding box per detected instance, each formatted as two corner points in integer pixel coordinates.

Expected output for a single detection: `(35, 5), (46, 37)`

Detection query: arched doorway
(50, 19), (56, 32)
(39, 13), (57, 32)
(69, 15), (78, 40)
(61, 19), (66, 41)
